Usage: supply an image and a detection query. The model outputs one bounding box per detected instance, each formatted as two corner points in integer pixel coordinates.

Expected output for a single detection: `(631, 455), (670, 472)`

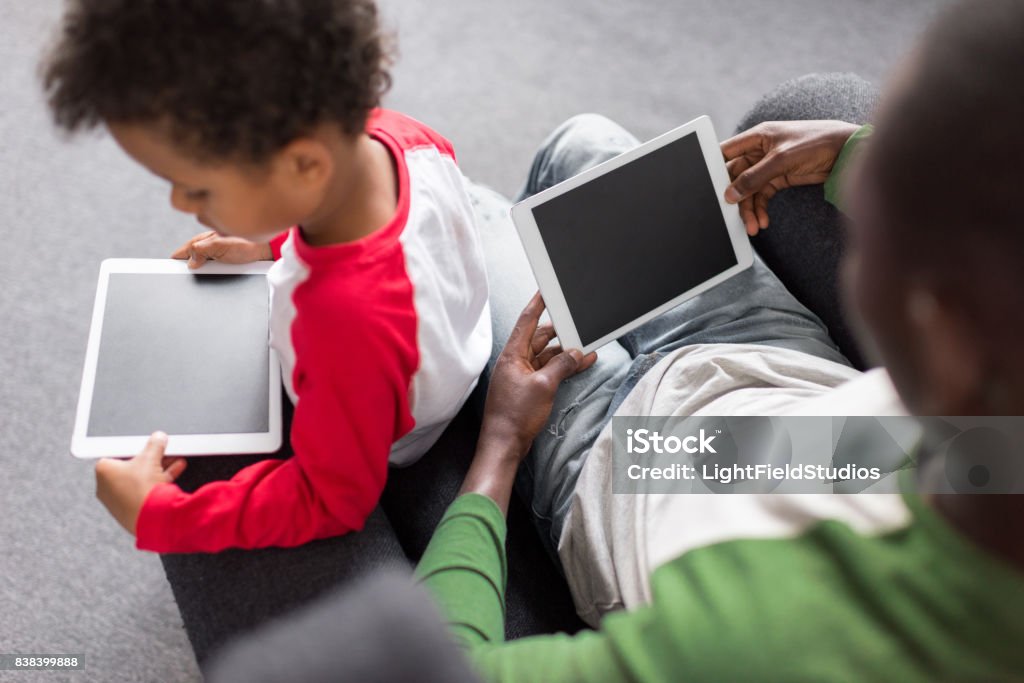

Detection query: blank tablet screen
(531, 132), (738, 346)
(87, 273), (270, 436)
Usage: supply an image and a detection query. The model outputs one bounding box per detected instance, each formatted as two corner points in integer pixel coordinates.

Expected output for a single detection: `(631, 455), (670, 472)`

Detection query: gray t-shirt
(557, 343), (905, 626)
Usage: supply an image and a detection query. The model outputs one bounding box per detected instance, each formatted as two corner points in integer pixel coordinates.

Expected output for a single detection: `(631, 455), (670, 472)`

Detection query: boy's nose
(169, 185), (196, 215)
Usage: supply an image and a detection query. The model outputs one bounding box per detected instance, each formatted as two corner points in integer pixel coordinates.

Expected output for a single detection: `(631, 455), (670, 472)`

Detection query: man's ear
(906, 286), (985, 414)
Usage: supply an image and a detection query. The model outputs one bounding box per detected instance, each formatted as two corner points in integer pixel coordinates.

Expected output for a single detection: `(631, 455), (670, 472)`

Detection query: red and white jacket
(136, 110), (491, 553)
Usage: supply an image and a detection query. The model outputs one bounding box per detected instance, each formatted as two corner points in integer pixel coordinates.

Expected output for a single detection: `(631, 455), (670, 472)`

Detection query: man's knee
(533, 113), (639, 189)
(735, 72), (879, 134)
(549, 112), (626, 143)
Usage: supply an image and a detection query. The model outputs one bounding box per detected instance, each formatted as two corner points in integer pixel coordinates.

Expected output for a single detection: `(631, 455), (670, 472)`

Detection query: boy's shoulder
(367, 109), (455, 160)
(290, 263), (416, 346)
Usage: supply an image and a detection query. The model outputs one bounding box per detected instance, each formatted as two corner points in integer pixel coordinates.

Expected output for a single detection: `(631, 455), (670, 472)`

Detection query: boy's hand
(171, 230), (273, 269)
(721, 120), (860, 236)
(95, 432), (187, 536)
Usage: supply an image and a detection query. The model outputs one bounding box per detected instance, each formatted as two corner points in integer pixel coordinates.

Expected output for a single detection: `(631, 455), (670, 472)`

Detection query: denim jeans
(469, 113), (849, 556)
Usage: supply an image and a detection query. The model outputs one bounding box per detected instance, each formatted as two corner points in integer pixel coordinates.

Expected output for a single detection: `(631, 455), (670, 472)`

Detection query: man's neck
(301, 132), (398, 247)
(932, 493), (1024, 571)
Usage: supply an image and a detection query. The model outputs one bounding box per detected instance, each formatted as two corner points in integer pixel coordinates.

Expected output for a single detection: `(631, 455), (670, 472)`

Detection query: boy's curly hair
(41, 0), (393, 163)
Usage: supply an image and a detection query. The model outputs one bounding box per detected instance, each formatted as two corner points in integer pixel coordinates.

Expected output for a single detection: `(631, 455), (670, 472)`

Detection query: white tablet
(71, 258), (282, 458)
(511, 115), (753, 354)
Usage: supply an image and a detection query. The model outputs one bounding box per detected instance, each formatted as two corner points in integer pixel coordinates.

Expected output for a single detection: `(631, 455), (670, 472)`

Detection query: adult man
(412, 0), (1024, 679)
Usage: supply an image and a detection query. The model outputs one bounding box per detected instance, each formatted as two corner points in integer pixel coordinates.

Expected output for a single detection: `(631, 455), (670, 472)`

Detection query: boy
(42, 0), (491, 552)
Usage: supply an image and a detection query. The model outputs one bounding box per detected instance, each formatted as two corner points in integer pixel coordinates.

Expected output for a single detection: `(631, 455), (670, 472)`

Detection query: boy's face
(108, 122), (322, 242)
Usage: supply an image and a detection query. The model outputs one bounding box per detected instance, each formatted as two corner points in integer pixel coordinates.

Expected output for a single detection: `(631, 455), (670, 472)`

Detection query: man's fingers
(725, 152), (787, 204)
(534, 344), (563, 368)
(739, 198), (759, 236)
(754, 193), (770, 230)
(531, 324), (557, 356)
(725, 155), (753, 182)
(727, 155), (782, 231)
(537, 348), (585, 385)
(753, 181), (786, 231)
(720, 128), (766, 162)
(507, 292), (545, 353)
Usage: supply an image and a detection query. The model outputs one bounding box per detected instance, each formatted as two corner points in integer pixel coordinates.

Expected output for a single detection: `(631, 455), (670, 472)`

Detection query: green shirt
(415, 129), (1024, 681)
(417, 488), (1024, 682)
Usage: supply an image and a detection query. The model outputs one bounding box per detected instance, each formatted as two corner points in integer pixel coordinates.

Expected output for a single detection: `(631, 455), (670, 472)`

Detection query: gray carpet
(0, 1), (946, 680)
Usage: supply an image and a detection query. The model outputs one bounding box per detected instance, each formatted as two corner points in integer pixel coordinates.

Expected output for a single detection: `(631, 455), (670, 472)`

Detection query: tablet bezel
(510, 115), (754, 354)
(71, 258), (283, 459)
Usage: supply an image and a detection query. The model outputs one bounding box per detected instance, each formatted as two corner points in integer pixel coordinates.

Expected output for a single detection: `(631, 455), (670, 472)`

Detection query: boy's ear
(278, 137), (333, 189)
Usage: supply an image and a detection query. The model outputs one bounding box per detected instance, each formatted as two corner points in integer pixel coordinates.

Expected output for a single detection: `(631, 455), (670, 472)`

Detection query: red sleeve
(268, 229), (291, 260)
(135, 302), (413, 553)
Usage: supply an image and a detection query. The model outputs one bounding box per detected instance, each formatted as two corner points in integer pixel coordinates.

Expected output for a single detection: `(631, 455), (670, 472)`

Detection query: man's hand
(479, 292), (597, 459)
(171, 230), (273, 269)
(95, 432), (187, 536)
(721, 120), (860, 236)
(461, 292), (597, 513)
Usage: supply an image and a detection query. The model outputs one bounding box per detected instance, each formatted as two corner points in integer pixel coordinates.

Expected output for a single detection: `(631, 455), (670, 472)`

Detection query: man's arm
(416, 491), (655, 682)
(721, 120), (864, 235)
(413, 293), (628, 680)
(415, 293), (591, 642)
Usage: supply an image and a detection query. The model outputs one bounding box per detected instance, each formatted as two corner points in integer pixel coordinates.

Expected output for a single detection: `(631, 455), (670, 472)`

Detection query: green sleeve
(415, 493), (644, 682)
(824, 124), (874, 210)
(415, 493), (508, 647)
(415, 488), (1024, 682)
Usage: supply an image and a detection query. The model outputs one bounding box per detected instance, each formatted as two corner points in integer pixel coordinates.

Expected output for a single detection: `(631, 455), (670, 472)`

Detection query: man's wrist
(458, 430), (525, 514)
(476, 425), (530, 463)
(825, 124), (874, 209)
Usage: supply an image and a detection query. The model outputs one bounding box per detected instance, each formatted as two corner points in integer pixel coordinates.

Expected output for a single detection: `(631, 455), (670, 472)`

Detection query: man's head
(844, 0), (1024, 415)
(42, 0), (391, 240)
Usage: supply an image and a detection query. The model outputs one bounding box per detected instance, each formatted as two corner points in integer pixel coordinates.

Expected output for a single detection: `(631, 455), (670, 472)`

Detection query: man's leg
(514, 114), (641, 202)
(470, 114), (643, 552)
(616, 252), (849, 364)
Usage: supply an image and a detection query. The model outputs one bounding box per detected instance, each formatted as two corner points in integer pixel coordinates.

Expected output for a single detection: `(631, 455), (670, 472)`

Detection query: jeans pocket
(608, 352), (662, 417)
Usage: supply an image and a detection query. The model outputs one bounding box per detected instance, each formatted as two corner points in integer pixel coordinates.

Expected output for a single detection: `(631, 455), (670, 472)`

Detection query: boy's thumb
(141, 431), (169, 460)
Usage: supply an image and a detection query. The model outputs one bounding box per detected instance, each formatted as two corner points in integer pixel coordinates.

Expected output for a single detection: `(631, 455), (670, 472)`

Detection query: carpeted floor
(0, 1), (946, 680)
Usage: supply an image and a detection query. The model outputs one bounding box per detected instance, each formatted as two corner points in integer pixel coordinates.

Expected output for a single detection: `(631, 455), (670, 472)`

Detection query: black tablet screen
(87, 273), (271, 436)
(531, 132), (738, 347)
